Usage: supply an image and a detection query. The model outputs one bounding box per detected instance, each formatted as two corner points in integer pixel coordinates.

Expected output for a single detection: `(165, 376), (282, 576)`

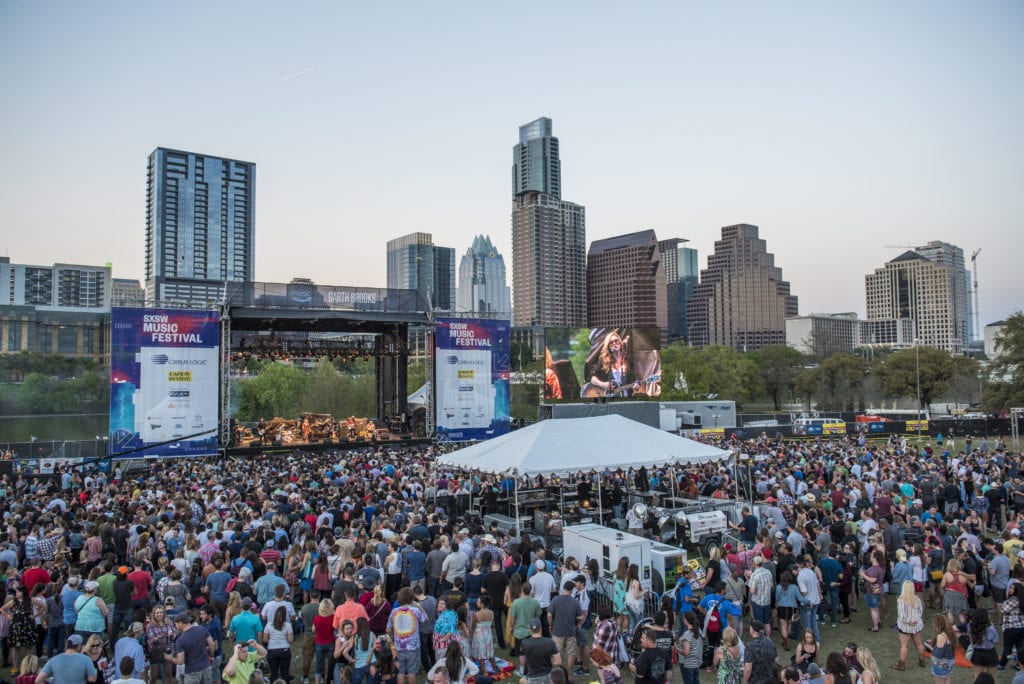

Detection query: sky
(1, 2), (1022, 327)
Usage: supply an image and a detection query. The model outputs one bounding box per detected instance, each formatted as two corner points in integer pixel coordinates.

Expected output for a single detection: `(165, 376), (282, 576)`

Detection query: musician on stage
(586, 330), (634, 396)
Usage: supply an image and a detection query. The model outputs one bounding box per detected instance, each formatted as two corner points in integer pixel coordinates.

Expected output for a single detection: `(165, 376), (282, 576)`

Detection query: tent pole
(514, 470), (521, 539)
(598, 471), (604, 525)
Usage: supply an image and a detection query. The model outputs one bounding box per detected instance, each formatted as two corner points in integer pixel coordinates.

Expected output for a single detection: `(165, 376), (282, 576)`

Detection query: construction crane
(971, 249), (981, 343)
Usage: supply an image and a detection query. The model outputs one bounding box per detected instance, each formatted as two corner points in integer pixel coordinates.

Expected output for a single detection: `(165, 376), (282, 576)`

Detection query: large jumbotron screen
(544, 327), (662, 400)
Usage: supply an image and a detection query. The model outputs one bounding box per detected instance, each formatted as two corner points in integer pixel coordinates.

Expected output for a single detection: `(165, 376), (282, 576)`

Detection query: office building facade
(511, 118), (586, 327)
(386, 232), (455, 310)
(111, 278), (145, 307)
(587, 230), (667, 333)
(911, 240), (973, 342)
(785, 313), (859, 355)
(658, 238), (699, 342)
(865, 250), (968, 355)
(688, 224), (798, 351)
(146, 147), (255, 305)
(0, 257), (110, 360)
(456, 235), (511, 315)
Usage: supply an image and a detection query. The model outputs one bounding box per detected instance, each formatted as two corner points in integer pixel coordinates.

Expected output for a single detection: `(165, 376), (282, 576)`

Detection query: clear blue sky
(1, 1), (1021, 325)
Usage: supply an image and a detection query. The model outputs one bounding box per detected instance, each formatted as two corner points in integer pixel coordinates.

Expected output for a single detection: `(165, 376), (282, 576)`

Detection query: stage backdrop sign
(109, 308), (221, 458)
(435, 318), (510, 442)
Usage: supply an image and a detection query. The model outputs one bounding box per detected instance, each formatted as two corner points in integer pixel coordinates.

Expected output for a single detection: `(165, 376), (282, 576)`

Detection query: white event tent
(436, 414), (732, 526)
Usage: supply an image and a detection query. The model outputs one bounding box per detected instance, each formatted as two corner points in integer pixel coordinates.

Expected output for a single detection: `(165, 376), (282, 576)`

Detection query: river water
(0, 414), (110, 442)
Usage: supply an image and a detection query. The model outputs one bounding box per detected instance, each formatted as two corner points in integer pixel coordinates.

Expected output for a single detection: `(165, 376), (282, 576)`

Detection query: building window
(6, 319), (22, 351)
(57, 326), (78, 354)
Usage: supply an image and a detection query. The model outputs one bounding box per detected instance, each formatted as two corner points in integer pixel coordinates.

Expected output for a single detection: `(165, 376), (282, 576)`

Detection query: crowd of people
(0, 429), (1018, 684)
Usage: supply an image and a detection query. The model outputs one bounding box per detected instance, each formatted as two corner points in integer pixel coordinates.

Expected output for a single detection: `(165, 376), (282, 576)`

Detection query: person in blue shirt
(671, 569), (696, 635)
(816, 547), (843, 628)
(698, 582), (737, 648)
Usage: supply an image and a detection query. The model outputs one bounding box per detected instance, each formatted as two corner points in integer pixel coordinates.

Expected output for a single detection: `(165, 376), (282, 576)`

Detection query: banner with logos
(108, 308), (221, 458)
(435, 318), (511, 442)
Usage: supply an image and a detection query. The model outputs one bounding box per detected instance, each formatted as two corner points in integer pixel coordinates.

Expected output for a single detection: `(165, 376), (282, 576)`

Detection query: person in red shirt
(127, 558), (153, 608)
(20, 557), (50, 595)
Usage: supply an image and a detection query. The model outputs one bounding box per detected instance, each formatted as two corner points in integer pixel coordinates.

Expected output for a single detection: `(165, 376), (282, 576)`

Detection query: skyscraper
(145, 147), (255, 305)
(386, 232), (455, 310)
(910, 240), (972, 342)
(658, 238), (699, 342)
(511, 117), (586, 328)
(687, 224), (798, 351)
(587, 230), (667, 334)
(456, 235), (511, 315)
(865, 249), (968, 355)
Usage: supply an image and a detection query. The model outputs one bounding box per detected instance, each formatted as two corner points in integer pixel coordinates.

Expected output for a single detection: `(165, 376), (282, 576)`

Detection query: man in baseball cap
(520, 617), (559, 681)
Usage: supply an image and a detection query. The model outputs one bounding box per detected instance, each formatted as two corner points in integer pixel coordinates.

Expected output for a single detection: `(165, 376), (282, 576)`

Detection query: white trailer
(562, 524), (687, 595)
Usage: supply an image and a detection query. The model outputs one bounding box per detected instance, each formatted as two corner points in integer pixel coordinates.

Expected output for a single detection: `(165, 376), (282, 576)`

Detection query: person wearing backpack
(698, 581), (730, 650)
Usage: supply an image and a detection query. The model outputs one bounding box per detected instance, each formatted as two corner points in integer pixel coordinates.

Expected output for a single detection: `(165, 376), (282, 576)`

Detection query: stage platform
(223, 435), (434, 457)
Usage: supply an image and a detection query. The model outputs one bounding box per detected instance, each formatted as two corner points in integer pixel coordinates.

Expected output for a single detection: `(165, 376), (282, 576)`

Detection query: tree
(407, 360), (428, 397)
(661, 344), (762, 407)
(983, 312), (1024, 412)
(874, 346), (954, 409)
(236, 362), (310, 421)
(752, 345), (804, 410)
(795, 353), (867, 411)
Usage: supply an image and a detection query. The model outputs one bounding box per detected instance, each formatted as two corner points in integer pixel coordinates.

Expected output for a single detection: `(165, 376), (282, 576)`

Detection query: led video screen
(544, 327), (661, 400)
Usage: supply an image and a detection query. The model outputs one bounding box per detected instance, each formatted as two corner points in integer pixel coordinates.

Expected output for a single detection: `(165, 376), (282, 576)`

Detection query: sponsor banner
(109, 308), (220, 458)
(435, 318), (510, 442)
(906, 419), (929, 432)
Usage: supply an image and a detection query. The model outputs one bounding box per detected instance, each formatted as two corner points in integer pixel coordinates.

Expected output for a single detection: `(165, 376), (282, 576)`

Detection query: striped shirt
(747, 567), (773, 606)
(896, 597), (924, 634)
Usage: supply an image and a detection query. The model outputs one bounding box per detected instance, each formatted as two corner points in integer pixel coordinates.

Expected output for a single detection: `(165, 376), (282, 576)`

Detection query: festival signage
(434, 318), (510, 442)
(109, 308), (221, 458)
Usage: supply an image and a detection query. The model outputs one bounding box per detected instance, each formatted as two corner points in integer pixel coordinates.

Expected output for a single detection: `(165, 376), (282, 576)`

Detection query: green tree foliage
(984, 312), (1024, 412)
(795, 353), (867, 411)
(660, 343), (761, 407)
(0, 351), (92, 382)
(874, 346), (954, 408)
(407, 360), (428, 396)
(751, 345), (804, 410)
(512, 384), (541, 421)
(15, 371), (107, 414)
(236, 362), (310, 421)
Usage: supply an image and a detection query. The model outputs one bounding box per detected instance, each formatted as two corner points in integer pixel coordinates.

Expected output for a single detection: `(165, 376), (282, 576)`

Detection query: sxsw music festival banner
(109, 308), (221, 459)
(434, 318), (511, 442)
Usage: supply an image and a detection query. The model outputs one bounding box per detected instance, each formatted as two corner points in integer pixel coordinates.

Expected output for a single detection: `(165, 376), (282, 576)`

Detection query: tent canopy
(407, 382), (430, 410)
(436, 414), (731, 476)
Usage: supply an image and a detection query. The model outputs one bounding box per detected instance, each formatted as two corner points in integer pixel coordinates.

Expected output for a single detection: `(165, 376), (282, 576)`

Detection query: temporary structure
(436, 413), (730, 476)
(436, 414), (732, 528)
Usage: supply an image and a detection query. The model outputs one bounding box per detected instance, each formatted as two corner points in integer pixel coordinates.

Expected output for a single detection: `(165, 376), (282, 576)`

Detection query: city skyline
(1, 3), (1021, 327)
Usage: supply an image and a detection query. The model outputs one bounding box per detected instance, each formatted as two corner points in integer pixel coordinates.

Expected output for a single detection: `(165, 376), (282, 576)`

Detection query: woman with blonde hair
(855, 647), (880, 684)
(940, 558), (970, 624)
(713, 626), (742, 684)
(14, 654), (38, 684)
(364, 583), (391, 636)
(894, 576), (927, 670)
(223, 592), (243, 634)
(313, 599), (336, 684)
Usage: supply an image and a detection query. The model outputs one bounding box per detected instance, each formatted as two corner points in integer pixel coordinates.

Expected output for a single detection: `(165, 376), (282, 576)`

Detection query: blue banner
(435, 318), (510, 442)
(109, 308), (221, 458)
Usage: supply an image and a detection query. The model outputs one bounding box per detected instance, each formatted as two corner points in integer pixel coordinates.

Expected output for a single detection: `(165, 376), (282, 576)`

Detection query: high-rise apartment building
(658, 238), (699, 342)
(511, 118), (586, 328)
(146, 147), (255, 305)
(0, 258), (110, 309)
(865, 250), (968, 355)
(456, 235), (511, 315)
(587, 230), (667, 333)
(687, 224), (798, 351)
(0, 257), (110, 360)
(911, 240), (973, 342)
(386, 232), (455, 310)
